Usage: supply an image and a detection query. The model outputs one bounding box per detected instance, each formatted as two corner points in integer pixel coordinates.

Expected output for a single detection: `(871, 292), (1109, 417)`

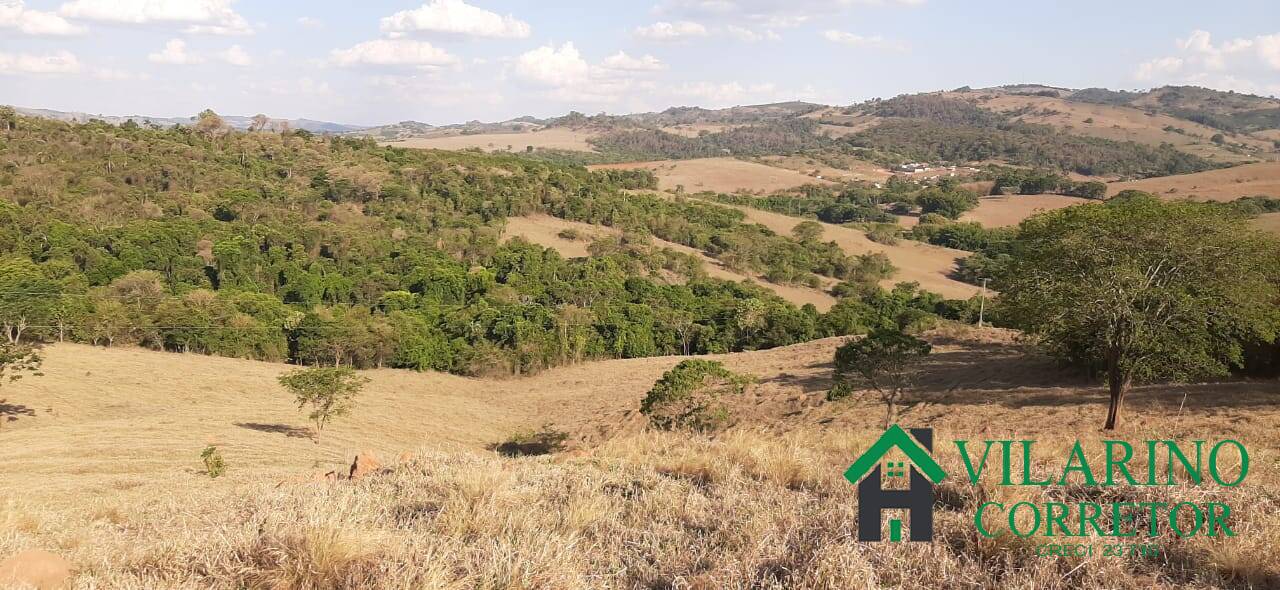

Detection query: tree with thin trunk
(998, 195), (1280, 429)
(277, 366), (367, 442)
(830, 328), (932, 428)
(0, 258), (57, 344)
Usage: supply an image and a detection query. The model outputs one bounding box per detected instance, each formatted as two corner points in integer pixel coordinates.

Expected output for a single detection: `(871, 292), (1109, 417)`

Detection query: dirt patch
(960, 194), (1093, 227)
(1254, 212), (1280, 235)
(385, 128), (597, 152)
(589, 158), (831, 194)
(755, 154), (892, 184)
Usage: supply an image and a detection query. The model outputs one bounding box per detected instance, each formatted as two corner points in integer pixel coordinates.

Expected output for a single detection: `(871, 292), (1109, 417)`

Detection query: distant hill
(1068, 85), (1280, 133)
(10, 106), (367, 134)
(353, 119), (541, 141)
(346, 102), (826, 141)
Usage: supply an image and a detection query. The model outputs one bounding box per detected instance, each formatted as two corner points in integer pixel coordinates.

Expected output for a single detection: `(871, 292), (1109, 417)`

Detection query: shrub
(865, 224), (900, 245)
(201, 445), (226, 478)
(917, 212), (950, 225)
(1065, 180), (1108, 200)
(640, 360), (751, 432)
(917, 188), (979, 219)
(493, 424), (570, 456)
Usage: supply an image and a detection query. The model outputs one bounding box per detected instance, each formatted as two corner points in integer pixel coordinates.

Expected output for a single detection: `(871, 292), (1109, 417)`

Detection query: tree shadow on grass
(762, 362), (834, 395)
(0, 399), (35, 424)
(489, 424), (570, 457)
(235, 422), (314, 440)
(935, 379), (1280, 411)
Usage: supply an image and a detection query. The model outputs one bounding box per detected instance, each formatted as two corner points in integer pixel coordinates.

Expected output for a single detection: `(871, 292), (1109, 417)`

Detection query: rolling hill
(2, 328), (1277, 587)
(10, 106), (366, 133)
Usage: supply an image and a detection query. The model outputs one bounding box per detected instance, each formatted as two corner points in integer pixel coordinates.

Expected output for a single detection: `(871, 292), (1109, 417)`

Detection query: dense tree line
(987, 167), (1107, 199)
(704, 185), (895, 225)
(586, 120), (830, 160)
(848, 119), (1221, 178)
(868, 94), (1006, 127)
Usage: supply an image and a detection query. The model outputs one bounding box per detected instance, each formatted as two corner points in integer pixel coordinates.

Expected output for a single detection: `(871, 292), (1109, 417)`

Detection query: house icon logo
(844, 425), (947, 542)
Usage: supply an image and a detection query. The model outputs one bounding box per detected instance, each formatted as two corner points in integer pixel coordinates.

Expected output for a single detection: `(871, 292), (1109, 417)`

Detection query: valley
(2, 78), (1280, 589)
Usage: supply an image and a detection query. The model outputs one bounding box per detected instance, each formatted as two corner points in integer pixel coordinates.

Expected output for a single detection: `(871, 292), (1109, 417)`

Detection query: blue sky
(1, 0), (1278, 126)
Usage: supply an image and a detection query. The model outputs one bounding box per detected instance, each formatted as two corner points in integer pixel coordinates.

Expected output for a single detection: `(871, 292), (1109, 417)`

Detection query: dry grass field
(589, 158), (831, 193)
(2, 325), (1278, 588)
(965, 92), (1272, 163)
(754, 154), (893, 184)
(501, 214), (837, 310)
(383, 128), (597, 152)
(658, 123), (738, 137)
(1108, 161), (1280, 202)
(960, 194), (1094, 227)
(1254, 212), (1280, 235)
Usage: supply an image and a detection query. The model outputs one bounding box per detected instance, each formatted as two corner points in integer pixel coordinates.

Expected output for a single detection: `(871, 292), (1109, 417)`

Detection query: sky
(1, 0), (1279, 126)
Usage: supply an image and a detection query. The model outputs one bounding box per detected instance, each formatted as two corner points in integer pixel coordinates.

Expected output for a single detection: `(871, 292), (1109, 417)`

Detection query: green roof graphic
(844, 425), (947, 485)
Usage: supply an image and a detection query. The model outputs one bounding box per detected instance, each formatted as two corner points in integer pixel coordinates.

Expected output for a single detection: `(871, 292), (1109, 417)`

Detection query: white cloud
(370, 75), (504, 108)
(58, 0), (251, 35)
(634, 20), (708, 41)
(296, 16), (322, 29)
(659, 79), (827, 109)
(725, 25), (779, 42)
(0, 50), (81, 74)
(656, 0), (922, 28)
(0, 0), (84, 35)
(1135, 57), (1183, 81)
(330, 39), (458, 69)
(1134, 30), (1280, 93)
(514, 42), (590, 86)
(1256, 34), (1280, 70)
(667, 81), (780, 105)
(148, 38), (203, 65)
(601, 51), (666, 72)
(91, 66), (148, 81)
(823, 29), (905, 50)
(217, 44), (251, 67)
(510, 44), (671, 105)
(380, 0), (530, 38)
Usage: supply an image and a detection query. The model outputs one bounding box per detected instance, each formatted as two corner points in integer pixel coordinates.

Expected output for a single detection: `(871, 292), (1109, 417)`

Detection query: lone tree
(792, 220), (824, 243)
(830, 328), (932, 428)
(998, 196), (1280, 429)
(277, 366), (368, 442)
(640, 359), (751, 432)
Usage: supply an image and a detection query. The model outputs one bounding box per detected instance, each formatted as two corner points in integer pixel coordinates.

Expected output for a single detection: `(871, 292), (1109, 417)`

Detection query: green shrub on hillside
(640, 360), (752, 432)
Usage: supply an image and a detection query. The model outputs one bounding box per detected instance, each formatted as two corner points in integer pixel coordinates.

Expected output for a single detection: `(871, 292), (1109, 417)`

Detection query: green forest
(0, 111), (957, 376)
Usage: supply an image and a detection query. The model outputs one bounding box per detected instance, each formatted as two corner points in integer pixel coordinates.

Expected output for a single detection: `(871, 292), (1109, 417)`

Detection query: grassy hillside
(3, 329), (1278, 587)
